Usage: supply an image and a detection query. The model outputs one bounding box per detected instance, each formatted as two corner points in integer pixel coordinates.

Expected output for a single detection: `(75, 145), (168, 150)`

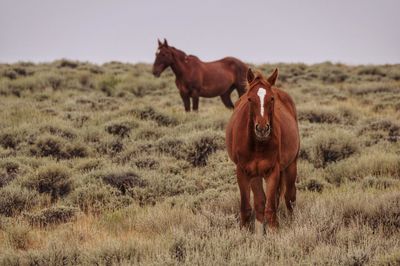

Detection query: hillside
(0, 60), (399, 265)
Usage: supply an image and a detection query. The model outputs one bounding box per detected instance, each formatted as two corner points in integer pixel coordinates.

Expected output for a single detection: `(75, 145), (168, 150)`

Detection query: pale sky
(0, 0), (399, 64)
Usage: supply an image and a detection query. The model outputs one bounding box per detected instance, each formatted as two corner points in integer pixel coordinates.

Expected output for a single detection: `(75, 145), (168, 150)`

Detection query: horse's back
(204, 57), (247, 75)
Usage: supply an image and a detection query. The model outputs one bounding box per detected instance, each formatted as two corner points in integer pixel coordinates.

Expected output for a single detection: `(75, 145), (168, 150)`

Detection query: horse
(225, 68), (300, 235)
(152, 39), (248, 112)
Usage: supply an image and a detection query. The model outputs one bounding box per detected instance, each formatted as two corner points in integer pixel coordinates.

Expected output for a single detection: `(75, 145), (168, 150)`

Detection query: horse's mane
(169, 46), (187, 59)
(186, 55), (199, 60)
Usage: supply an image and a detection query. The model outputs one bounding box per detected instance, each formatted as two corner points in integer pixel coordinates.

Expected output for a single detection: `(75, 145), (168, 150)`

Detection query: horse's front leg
(237, 166), (252, 229)
(179, 91), (191, 112)
(251, 177), (266, 236)
(264, 164), (280, 231)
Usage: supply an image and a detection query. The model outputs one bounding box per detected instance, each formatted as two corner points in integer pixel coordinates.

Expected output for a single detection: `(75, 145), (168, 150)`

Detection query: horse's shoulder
(233, 95), (249, 110)
(274, 88), (295, 106)
(273, 87), (298, 119)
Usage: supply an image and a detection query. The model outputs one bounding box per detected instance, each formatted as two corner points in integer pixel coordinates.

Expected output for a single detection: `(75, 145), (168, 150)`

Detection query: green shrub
(2, 68), (18, 79)
(0, 160), (20, 187)
(325, 150), (400, 185)
(97, 170), (147, 194)
(31, 135), (67, 159)
(96, 138), (124, 155)
(0, 186), (38, 216)
(186, 133), (224, 167)
(25, 206), (78, 226)
(170, 238), (187, 262)
(298, 178), (325, 192)
(359, 119), (400, 143)
(18, 244), (82, 265)
(40, 125), (77, 139)
(347, 82), (399, 95)
(5, 222), (32, 250)
(67, 181), (132, 213)
(357, 66), (386, 76)
(298, 108), (342, 124)
(31, 135), (89, 159)
(56, 59), (79, 69)
(157, 137), (185, 159)
(305, 129), (359, 168)
(66, 142), (89, 158)
(40, 71), (66, 90)
(132, 106), (178, 126)
(76, 159), (104, 172)
(342, 193), (400, 234)
(0, 132), (21, 149)
(362, 176), (398, 190)
(105, 121), (138, 138)
(157, 132), (223, 166)
(24, 164), (72, 200)
(134, 127), (163, 141)
(97, 75), (121, 96)
(133, 157), (160, 170)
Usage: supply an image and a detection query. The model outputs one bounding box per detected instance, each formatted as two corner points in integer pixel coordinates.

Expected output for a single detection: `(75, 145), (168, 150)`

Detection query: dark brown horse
(226, 68), (300, 234)
(152, 39), (248, 111)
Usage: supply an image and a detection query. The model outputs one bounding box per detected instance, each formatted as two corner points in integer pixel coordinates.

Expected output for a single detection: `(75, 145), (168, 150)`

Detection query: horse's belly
(199, 83), (231, 97)
(199, 70), (234, 97)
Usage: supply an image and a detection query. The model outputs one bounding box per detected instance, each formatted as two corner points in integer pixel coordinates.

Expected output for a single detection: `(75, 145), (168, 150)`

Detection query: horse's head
(152, 38), (174, 77)
(245, 68), (278, 141)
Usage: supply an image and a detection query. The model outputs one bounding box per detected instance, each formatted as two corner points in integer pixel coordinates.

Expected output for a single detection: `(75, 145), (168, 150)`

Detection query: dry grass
(0, 61), (399, 265)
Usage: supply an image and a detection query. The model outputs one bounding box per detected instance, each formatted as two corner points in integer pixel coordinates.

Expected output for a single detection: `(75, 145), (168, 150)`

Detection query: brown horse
(152, 39), (248, 111)
(226, 68), (300, 234)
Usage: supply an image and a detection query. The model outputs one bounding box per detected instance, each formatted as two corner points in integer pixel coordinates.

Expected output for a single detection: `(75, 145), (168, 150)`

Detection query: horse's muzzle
(255, 123), (271, 140)
(152, 70), (161, 77)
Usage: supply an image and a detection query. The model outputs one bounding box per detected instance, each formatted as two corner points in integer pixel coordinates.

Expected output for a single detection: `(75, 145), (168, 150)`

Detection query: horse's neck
(170, 48), (188, 78)
(241, 104), (277, 153)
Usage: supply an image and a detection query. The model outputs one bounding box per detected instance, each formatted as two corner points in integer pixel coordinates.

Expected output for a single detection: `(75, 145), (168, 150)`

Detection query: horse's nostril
(266, 124), (270, 131)
(256, 124), (261, 132)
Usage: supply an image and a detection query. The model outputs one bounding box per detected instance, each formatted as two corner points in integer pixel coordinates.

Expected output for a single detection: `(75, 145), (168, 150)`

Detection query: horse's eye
(271, 96), (274, 101)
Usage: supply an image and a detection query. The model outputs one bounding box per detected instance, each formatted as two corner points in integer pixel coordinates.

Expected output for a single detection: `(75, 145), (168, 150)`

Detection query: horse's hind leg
(192, 96), (199, 111)
(251, 177), (266, 236)
(283, 159), (297, 214)
(220, 91), (234, 109)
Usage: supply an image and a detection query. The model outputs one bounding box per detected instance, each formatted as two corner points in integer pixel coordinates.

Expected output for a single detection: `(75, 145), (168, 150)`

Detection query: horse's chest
(240, 157), (275, 178)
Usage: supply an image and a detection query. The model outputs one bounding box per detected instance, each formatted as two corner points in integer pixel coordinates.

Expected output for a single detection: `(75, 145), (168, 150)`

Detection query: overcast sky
(0, 0), (399, 64)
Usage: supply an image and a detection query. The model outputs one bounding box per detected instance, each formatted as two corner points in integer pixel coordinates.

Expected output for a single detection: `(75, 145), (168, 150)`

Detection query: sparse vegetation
(0, 61), (399, 265)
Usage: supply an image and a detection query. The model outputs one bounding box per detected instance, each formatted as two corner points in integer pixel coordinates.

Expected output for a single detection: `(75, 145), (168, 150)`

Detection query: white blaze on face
(156, 49), (160, 55)
(257, 88), (267, 117)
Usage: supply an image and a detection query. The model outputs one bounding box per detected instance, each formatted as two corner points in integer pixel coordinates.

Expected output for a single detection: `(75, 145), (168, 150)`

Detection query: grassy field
(0, 60), (399, 265)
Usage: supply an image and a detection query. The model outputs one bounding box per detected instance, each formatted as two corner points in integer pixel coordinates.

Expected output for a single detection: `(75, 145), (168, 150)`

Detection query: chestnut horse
(226, 68), (300, 234)
(152, 39), (248, 111)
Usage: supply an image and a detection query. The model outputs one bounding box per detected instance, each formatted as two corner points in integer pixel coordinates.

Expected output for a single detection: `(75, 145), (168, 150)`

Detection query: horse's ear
(267, 68), (279, 85)
(164, 38), (169, 47)
(158, 39), (162, 46)
(247, 68), (255, 83)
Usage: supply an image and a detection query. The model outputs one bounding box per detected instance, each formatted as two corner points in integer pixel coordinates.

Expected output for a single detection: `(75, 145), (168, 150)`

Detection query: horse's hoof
(255, 220), (264, 236)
